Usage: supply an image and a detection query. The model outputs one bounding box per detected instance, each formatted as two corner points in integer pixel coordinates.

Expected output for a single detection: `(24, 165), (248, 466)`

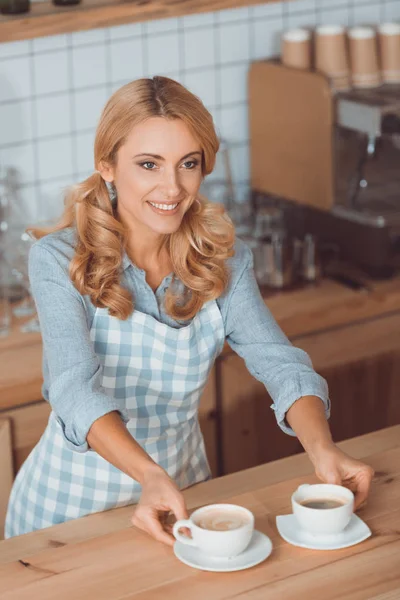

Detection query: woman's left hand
(312, 445), (375, 509)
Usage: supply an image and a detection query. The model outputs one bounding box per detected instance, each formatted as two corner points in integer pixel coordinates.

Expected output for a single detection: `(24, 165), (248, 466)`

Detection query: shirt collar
(122, 251), (131, 271)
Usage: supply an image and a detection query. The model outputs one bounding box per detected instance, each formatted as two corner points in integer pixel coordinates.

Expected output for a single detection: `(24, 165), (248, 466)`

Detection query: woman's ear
(98, 161), (114, 184)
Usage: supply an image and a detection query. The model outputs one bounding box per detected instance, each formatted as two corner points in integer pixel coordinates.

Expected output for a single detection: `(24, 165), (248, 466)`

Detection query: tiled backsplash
(0, 0), (399, 224)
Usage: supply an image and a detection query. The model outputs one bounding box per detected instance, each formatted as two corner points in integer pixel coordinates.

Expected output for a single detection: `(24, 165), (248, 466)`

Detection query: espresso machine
(249, 60), (400, 277)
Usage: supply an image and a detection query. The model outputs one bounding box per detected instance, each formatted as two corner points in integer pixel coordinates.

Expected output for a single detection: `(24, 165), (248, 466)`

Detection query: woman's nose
(160, 169), (182, 198)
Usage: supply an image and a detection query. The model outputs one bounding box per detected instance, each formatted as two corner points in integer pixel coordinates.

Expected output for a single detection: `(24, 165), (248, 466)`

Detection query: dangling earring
(105, 181), (117, 202)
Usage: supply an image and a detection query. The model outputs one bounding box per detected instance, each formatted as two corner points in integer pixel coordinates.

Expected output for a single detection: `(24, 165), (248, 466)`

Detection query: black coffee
(300, 498), (347, 509)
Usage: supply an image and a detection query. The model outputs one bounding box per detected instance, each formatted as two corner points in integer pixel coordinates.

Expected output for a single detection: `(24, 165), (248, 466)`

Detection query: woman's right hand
(130, 465), (189, 546)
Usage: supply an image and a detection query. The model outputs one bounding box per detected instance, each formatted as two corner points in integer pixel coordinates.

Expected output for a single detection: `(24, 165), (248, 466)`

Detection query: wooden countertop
(0, 425), (399, 599)
(1, 274), (400, 411)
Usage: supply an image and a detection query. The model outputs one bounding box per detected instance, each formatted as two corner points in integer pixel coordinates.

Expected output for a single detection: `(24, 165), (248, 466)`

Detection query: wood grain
(0, 419), (13, 540)
(1, 402), (51, 473)
(0, 0), (280, 43)
(0, 426), (398, 599)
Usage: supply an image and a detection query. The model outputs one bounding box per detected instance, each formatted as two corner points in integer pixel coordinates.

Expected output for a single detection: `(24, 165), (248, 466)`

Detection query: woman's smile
(147, 200), (181, 216)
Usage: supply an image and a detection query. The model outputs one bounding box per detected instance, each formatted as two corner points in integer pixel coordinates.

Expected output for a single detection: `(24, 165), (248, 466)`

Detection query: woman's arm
(86, 411), (160, 481)
(221, 240), (330, 435)
(285, 395), (334, 461)
(29, 241), (130, 452)
(286, 396), (374, 508)
(220, 242), (373, 507)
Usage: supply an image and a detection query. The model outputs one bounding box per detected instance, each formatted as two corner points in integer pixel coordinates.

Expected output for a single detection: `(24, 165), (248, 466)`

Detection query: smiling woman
(29, 77), (234, 321)
(4, 76), (373, 545)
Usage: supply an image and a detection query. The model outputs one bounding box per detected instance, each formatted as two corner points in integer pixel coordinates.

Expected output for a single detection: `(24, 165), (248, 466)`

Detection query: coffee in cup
(194, 507), (250, 531)
(173, 503), (254, 558)
(292, 483), (354, 535)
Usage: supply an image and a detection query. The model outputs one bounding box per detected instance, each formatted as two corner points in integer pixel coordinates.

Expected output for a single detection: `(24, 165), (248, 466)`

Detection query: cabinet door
(219, 354), (302, 475)
(219, 348), (400, 476)
(321, 350), (400, 443)
(0, 418), (13, 539)
(2, 401), (51, 474)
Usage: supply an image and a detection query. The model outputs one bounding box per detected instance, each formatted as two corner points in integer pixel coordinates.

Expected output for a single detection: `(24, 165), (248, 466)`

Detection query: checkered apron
(5, 300), (225, 538)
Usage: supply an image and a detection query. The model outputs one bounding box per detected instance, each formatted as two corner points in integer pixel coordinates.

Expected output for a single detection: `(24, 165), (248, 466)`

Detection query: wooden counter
(1, 274), (400, 412)
(0, 425), (399, 599)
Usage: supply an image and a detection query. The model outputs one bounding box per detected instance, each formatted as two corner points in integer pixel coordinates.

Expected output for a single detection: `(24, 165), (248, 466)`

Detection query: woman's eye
(183, 160), (198, 169)
(141, 161), (156, 170)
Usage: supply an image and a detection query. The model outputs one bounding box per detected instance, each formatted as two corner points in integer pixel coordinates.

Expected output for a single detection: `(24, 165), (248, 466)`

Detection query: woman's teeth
(149, 202), (178, 211)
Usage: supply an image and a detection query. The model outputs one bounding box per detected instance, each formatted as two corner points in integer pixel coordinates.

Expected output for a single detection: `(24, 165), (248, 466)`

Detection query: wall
(0, 0), (399, 224)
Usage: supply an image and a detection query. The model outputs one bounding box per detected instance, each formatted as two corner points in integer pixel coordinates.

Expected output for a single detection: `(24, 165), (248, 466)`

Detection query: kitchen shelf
(0, 0), (280, 43)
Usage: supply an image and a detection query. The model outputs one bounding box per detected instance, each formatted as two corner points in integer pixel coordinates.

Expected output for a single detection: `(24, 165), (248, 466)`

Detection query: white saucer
(173, 530), (273, 572)
(276, 513), (372, 550)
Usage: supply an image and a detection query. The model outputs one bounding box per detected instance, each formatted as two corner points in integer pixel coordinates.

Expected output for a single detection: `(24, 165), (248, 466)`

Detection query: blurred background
(0, 0), (400, 539)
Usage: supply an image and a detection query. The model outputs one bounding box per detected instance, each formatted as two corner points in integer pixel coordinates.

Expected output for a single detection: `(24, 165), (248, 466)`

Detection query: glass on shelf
(200, 179), (254, 237)
(6, 230), (40, 333)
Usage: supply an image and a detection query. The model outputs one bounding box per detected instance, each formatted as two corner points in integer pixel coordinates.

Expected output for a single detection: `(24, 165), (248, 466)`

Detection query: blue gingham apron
(5, 299), (225, 538)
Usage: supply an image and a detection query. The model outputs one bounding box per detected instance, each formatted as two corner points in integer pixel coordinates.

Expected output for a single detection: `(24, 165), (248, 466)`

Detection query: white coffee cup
(172, 503), (254, 558)
(292, 483), (354, 536)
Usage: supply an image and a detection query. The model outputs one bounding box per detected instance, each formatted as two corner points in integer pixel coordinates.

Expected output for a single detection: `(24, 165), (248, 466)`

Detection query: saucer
(276, 513), (372, 550)
(173, 530), (273, 572)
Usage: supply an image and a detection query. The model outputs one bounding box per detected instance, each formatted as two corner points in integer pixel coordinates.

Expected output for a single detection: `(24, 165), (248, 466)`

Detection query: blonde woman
(5, 77), (373, 542)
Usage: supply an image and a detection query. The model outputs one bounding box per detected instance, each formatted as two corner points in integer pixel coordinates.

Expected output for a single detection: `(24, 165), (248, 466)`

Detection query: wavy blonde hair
(30, 76), (235, 320)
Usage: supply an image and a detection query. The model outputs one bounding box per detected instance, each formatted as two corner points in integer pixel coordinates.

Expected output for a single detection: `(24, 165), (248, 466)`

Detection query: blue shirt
(28, 228), (330, 452)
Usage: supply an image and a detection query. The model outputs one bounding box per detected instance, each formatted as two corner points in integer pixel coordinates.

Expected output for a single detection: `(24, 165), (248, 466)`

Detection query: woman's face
(105, 117), (204, 236)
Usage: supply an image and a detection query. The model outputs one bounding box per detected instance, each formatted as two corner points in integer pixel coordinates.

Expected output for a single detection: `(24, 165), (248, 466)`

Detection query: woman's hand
(312, 445), (375, 509)
(131, 465), (189, 546)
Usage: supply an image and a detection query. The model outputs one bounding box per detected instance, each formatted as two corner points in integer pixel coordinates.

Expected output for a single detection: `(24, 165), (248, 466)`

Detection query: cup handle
(172, 519), (196, 546)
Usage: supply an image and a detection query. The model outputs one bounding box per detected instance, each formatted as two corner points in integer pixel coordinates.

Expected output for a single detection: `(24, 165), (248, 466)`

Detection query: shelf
(0, 0), (279, 43)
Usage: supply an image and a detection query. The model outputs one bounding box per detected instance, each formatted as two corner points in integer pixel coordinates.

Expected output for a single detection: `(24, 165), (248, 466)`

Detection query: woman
(5, 77), (374, 542)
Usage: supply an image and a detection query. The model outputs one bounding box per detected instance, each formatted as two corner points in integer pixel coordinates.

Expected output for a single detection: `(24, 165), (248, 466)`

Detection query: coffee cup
(282, 28), (312, 70)
(348, 26), (381, 88)
(378, 23), (400, 84)
(315, 25), (351, 91)
(172, 503), (254, 558)
(292, 483), (354, 536)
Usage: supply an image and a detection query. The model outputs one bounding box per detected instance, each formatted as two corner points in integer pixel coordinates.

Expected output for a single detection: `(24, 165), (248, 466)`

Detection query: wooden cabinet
(0, 419), (13, 540)
(2, 401), (51, 475)
(219, 312), (400, 475)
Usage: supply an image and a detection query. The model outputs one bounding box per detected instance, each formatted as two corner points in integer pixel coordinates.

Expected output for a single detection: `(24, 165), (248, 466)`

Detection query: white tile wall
(37, 137), (74, 181)
(109, 37), (144, 83)
(1, 101), (33, 145)
(147, 31), (180, 75)
(183, 68), (217, 109)
(0, 55), (31, 102)
(34, 50), (69, 95)
(352, 3), (382, 26)
(252, 17), (283, 60)
(72, 44), (108, 88)
(219, 21), (251, 63)
(36, 94), (72, 138)
(183, 28), (215, 70)
(73, 86), (108, 131)
(0, 0), (391, 219)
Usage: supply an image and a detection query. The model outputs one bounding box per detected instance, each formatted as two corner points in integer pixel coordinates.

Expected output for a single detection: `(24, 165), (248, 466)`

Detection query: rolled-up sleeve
(223, 243), (330, 437)
(29, 243), (130, 453)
